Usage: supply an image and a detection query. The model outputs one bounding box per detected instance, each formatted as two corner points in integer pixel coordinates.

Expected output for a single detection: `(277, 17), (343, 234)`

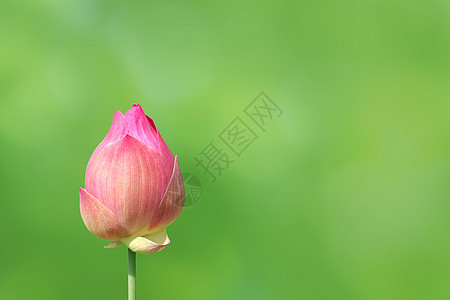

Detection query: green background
(1, 0), (449, 299)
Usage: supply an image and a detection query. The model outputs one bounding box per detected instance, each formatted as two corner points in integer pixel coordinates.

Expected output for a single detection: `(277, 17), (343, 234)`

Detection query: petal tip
(114, 109), (124, 116)
(126, 103), (144, 116)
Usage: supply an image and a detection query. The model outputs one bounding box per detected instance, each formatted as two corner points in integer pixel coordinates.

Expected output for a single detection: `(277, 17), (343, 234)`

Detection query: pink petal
(87, 110), (128, 168)
(85, 134), (173, 235)
(124, 104), (160, 152)
(80, 188), (130, 240)
(149, 155), (185, 230)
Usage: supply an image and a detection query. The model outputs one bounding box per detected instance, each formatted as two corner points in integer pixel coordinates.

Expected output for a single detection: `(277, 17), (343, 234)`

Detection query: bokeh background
(1, 0), (449, 299)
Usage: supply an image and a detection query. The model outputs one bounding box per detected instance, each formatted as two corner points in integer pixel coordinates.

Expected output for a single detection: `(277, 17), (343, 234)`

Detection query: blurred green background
(1, 0), (449, 299)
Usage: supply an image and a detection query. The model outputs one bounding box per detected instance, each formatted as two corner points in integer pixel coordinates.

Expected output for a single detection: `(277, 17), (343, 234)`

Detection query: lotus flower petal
(88, 110), (128, 167)
(85, 134), (172, 235)
(122, 228), (170, 254)
(80, 188), (130, 240)
(149, 155), (185, 230)
(124, 104), (175, 162)
(124, 104), (161, 152)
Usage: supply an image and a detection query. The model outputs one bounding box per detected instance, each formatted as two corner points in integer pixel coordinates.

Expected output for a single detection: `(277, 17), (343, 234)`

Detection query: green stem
(128, 248), (136, 300)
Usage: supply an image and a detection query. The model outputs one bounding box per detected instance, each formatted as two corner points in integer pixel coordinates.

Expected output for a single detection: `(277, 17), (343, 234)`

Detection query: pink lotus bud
(80, 104), (185, 254)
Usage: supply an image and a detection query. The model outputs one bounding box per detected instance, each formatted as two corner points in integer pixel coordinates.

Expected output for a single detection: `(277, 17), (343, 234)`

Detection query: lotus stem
(128, 248), (136, 300)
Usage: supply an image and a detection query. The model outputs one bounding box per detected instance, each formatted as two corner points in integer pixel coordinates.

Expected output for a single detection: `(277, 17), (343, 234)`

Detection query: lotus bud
(80, 104), (185, 254)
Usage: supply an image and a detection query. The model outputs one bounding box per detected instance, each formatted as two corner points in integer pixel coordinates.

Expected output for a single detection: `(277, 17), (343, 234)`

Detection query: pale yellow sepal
(121, 228), (170, 254)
